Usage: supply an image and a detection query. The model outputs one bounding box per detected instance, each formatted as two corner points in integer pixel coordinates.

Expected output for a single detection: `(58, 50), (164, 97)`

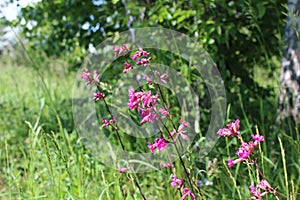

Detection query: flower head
(252, 134), (264, 142)
(180, 188), (196, 200)
(160, 163), (173, 168)
(228, 157), (234, 168)
(171, 174), (185, 190)
(136, 57), (152, 66)
(80, 67), (100, 85)
(147, 138), (167, 153)
(112, 44), (130, 57)
(217, 119), (240, 137)
(118, 167), (130, 173)
(122, 62), (133, 73)
(157, 72), (168, 84)
(159, 108), (170, 119)
(140, 107), (158, 124)
(132, 47), (149, 60)
(101, 116), (117, 127)
(93, 91), (105, 101)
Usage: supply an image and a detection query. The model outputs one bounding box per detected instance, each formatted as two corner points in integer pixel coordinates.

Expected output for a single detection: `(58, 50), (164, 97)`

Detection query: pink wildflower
(141, 90), (158, 108)
(229, 134), (264, 167)
(147, 142), (156, 153)
(257, 179), (272, 191)
(80, 67), (99, 85)
(168, 128), (177, 139)
(122, 62), (133, 73)
(157, 72), (168, 84)
(180, 119), (190, 128)
(143, 75), (153, 84)
(147, 138), (167, 153)
(217, 128), (235, 137)
(217, 119), (240, 137)
(118, 167), (130, 173)
(159, 108), (170, 119)
(169, 119), (190, 140)
(128, 89), (144, 110)
(102, 118), (110, 127)
(93, 91), (105, 101)
(180, 188), (196, 200)
(226, 119), (240, 134)
(136, 57), (152, 66)
(171, 174), (185, 190)
(249, 185), (262, 200)
(177, 124), (189, 140)
(101, 116), (116, 127)
(228, 157), (234, 168)
(112, 44), (130, 57)
(140, 107), (158, 124)
(132, 47), (149, 60)
(156, 138), (167, 151)
(236, 142), (252, 159)
(227, 156), (243, 168)
(160, 163), (173, 168)
(252, 134), (264, 142)
(247, 180), (273, 199)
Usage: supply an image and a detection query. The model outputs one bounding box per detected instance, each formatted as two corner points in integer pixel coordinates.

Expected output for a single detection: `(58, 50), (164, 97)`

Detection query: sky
(0, 0), (40, 21)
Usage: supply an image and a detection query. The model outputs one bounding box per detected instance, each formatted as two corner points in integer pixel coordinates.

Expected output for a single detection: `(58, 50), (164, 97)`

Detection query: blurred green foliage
(7, 0), (286, 126)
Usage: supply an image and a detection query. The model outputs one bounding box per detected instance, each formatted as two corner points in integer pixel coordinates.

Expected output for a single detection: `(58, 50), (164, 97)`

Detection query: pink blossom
(159, 108), (170, 118)
(155, 138), (167, 151)
(236, 142), (252, 159)
(118, 167), (130, 173)
(157, 72), (168, 84)
(112, 44), (130, 57)
(168, 129), (177, 139)
(249, 185), (262, 200)
(140, 107), (158, 124)
(180, 188), (196, 200)
(147, 138), (167, 153)
(168, 120), (190, 140)
(248, 180), (272, 199)
(128, 89), (144, 110)
(171, 174), (185, 190)
(177, 124), (189, 140)
(229, 136), (264, 167)
(101, 116), (116, 127)
(122, 62), (133, 73)
(80, 67), (100, 85)
(226, 119), (240, 134)
(128, 89), (158, 111)
(160, 163), (173, 168)
(257, 179), (272, 191)
(132, 47), (149, 60)
(147, 142), (156, 153)
(102, 118), (110, 127)
(143, 75), (153, 84)
(217, 119), (240, 137)
(180, 119), (190, 128)
(252, 134), (264, 142)
(227, 157), (244, 168)
(228, 157), (234, 168)
(217, 128), (235, 137)
(136, 57), (152, 66)
(93, 91), (105, 101)
(141, 90), (158, 108)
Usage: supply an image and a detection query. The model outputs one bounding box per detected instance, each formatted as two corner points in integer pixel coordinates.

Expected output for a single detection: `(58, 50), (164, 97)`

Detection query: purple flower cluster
(247, 179), (274, 200)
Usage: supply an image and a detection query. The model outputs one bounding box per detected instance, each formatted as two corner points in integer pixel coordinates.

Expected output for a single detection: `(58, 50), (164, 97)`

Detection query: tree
(278, 0), (300, 128)
(9, 0), (286, 124)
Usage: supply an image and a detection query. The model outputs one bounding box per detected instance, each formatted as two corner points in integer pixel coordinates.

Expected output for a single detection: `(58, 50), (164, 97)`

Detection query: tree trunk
(278, 0), (300, 127)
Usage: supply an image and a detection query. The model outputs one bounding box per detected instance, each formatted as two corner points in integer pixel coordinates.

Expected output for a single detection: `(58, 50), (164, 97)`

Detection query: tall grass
(0, 23), (300, 199)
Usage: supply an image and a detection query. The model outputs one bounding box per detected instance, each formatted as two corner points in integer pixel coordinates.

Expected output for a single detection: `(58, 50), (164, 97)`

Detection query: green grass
(0, 57), (299, 200)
